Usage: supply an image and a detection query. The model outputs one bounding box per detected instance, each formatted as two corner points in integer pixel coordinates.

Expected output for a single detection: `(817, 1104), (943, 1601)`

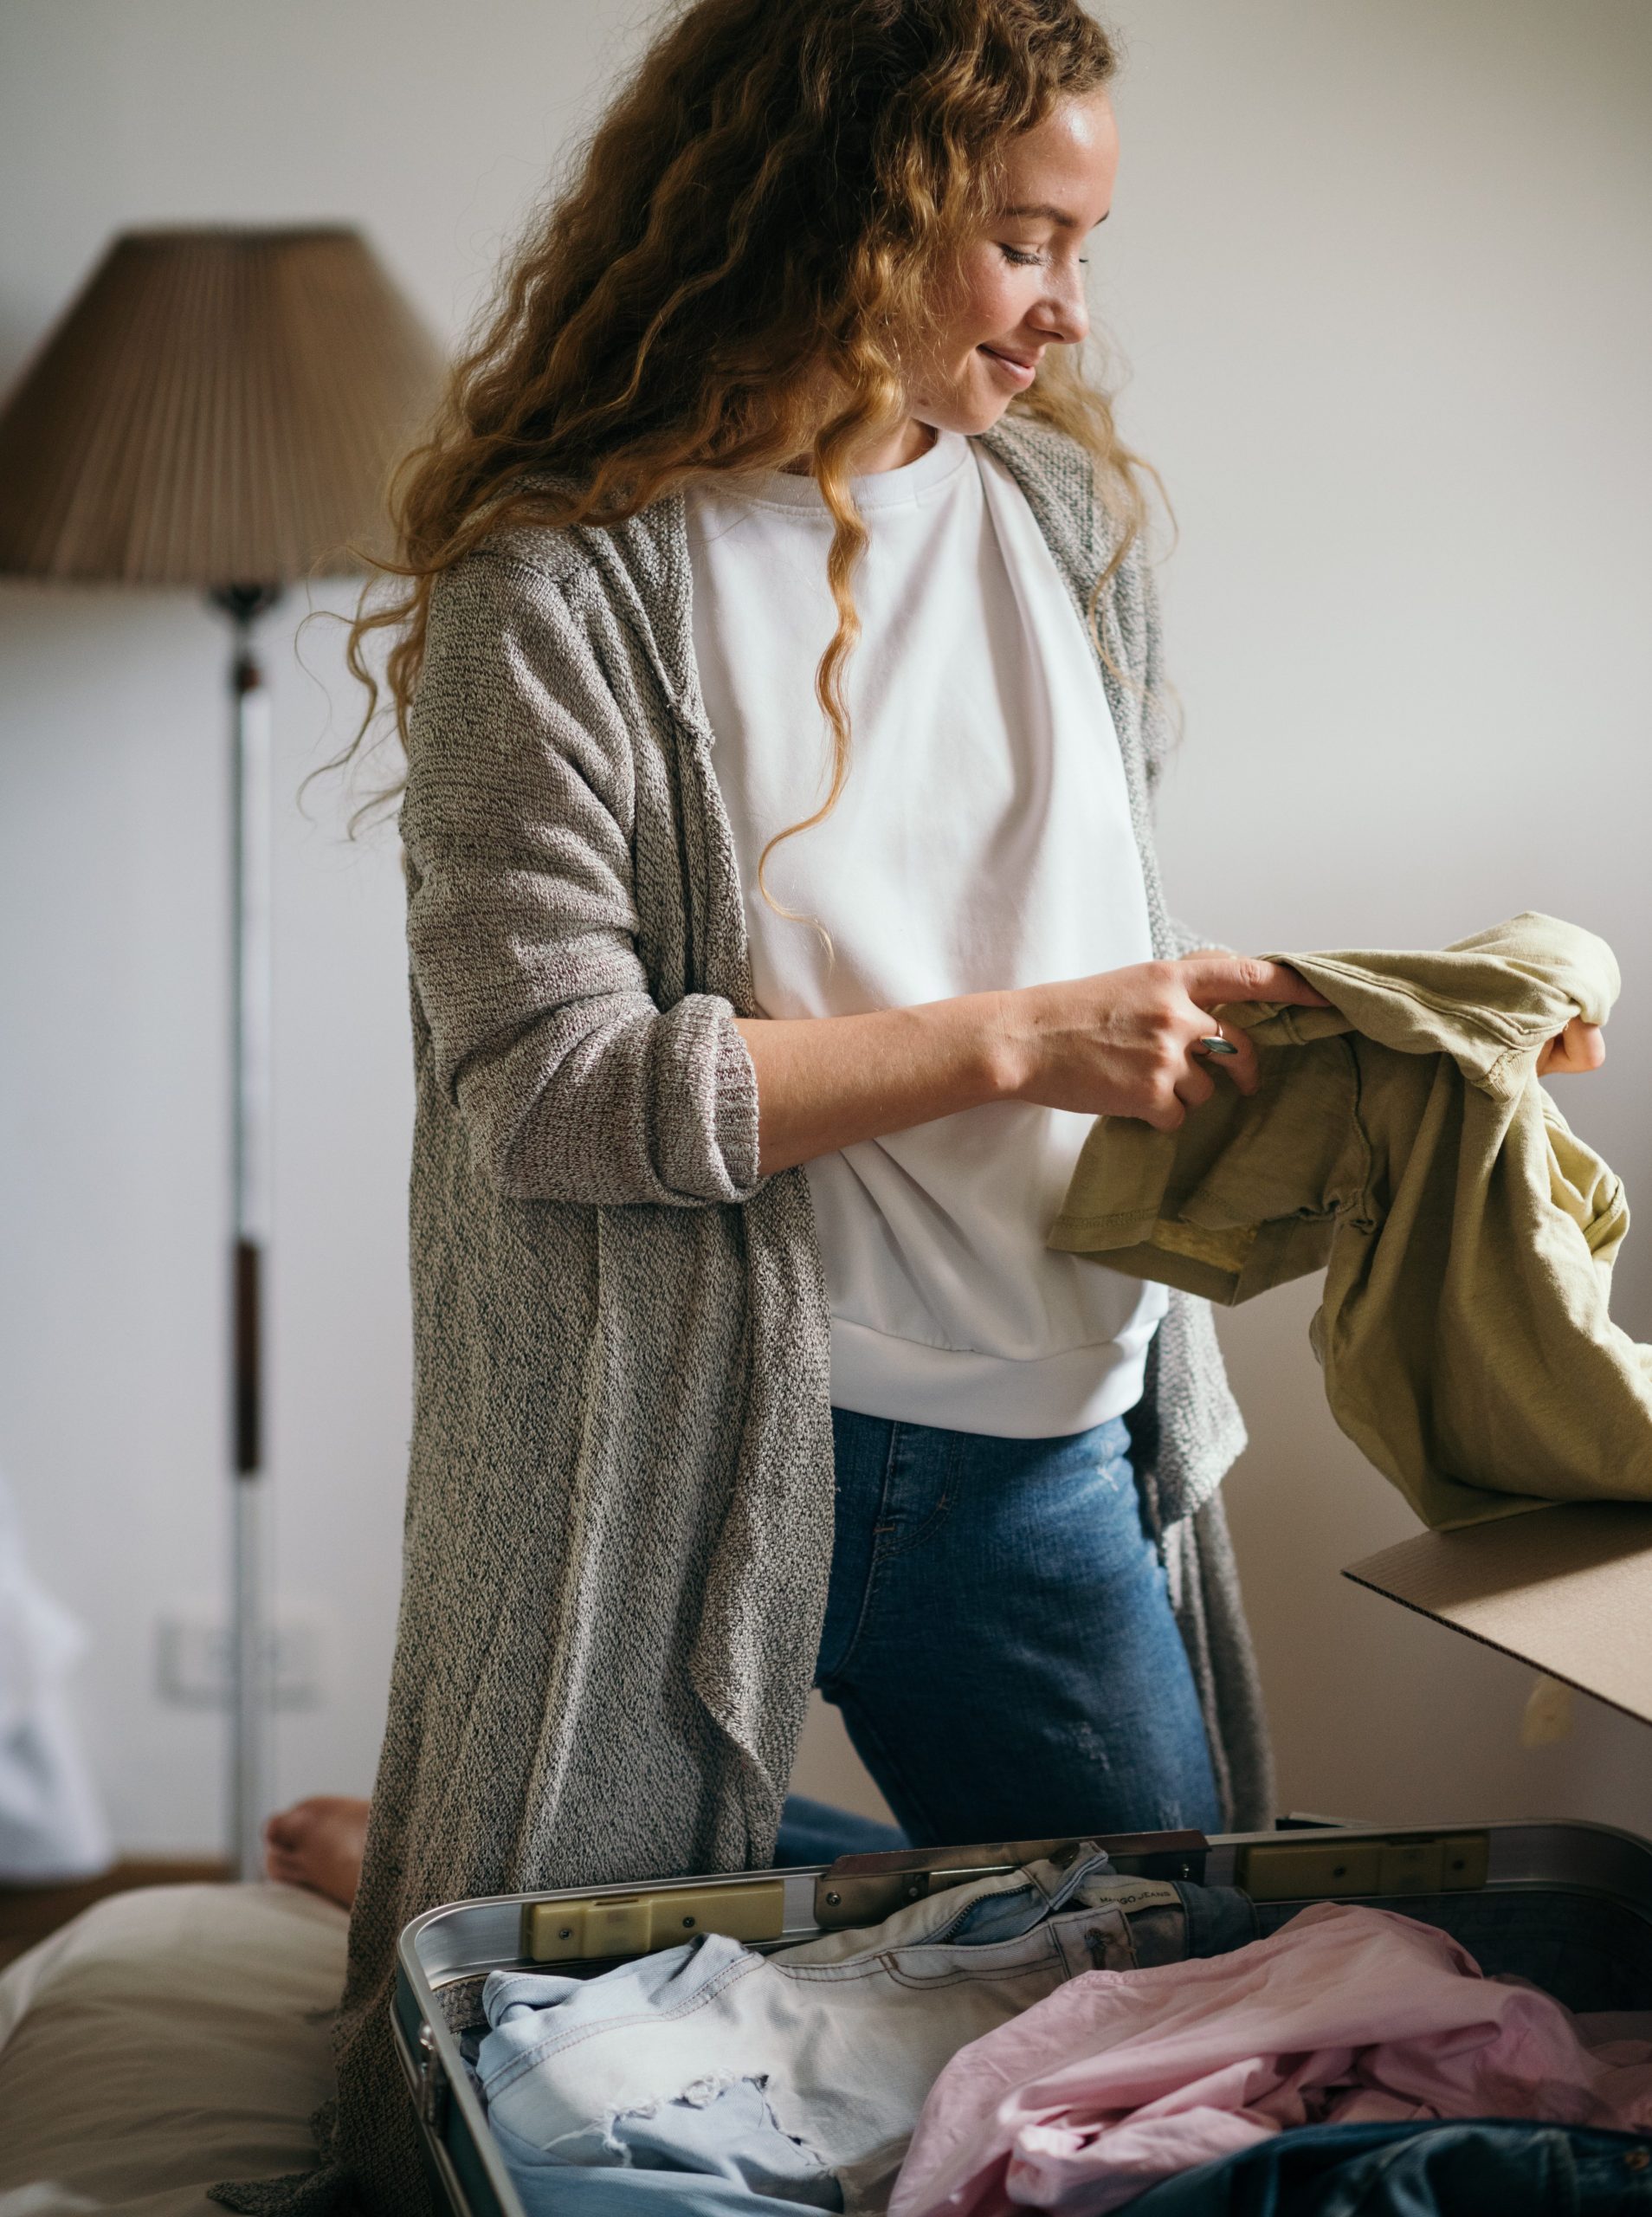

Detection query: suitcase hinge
(416, 2022), (449, 2131)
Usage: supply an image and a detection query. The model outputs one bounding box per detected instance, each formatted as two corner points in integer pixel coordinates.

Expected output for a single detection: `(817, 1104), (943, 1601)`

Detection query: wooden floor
(0, 1859), (231, 1972)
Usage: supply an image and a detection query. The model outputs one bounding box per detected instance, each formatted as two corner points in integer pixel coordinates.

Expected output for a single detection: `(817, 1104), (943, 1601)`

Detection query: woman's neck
(857, 417), (939, 474)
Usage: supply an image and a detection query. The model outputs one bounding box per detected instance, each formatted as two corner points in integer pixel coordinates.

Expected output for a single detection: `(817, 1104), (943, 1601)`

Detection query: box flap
(1344, 1503), (1652, 1728)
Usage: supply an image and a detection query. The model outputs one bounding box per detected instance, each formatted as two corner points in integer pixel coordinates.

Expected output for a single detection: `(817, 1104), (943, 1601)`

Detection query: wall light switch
(156, 1613), (322, 1710)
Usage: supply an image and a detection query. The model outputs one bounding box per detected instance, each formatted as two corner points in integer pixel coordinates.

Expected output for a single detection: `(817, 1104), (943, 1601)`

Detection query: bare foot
(264, 1794), (369, 1909)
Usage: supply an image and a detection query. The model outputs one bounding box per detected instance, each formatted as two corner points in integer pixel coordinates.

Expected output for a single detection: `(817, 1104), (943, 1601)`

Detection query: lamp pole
(0, 228), (442, 1883)
(215, 581), (281, 1882)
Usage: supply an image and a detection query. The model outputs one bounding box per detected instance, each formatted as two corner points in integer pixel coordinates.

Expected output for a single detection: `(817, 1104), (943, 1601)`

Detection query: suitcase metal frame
(394, 1818), (1652, 2217)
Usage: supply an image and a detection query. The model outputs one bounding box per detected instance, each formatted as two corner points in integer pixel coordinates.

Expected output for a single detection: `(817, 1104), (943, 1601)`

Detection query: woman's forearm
(736, 953), (1334, 1177)
(734, 994), (1017, 1175)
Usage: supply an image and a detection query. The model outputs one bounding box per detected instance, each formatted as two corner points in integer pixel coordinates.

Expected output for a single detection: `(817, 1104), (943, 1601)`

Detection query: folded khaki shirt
(1049, 913), (1648, 1529)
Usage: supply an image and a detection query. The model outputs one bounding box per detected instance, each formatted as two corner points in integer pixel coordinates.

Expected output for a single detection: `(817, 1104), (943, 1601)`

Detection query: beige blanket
(0, 1882), (345, 2216)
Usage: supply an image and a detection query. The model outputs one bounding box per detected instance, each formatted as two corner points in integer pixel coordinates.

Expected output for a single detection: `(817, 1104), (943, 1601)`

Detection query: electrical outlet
(156, 1613), (322, 1710)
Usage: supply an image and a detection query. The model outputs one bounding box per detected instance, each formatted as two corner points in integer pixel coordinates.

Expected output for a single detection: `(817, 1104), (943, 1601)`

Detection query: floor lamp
(0, 227), (443, 1878)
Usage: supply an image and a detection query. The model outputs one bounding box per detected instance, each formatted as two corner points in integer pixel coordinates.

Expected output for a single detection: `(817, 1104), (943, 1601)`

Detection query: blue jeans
(815, 1409), (1221, 1845)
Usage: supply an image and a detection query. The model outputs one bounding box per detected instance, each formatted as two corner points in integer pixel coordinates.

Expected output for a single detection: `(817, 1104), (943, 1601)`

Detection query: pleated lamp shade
(0, 225), (445, 586)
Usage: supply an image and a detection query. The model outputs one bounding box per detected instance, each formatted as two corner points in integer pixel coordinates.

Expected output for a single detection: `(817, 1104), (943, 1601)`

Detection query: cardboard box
(1345, 1502), (1652, 1727)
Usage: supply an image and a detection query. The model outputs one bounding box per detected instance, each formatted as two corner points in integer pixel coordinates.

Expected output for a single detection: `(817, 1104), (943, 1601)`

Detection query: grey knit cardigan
(220, 414), (1272, 2217)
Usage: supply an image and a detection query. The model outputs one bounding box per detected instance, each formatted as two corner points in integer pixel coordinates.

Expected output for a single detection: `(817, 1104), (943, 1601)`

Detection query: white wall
(1107, 0), (1652, 1839)
(2, 0), (1649, 1856)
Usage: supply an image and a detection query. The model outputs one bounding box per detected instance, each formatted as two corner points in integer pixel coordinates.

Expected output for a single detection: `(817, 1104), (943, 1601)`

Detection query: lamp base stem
(217, 583), (281, 1883)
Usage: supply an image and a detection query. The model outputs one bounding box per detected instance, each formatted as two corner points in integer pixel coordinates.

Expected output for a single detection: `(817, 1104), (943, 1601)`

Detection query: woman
(239, 3), (1599, 2210)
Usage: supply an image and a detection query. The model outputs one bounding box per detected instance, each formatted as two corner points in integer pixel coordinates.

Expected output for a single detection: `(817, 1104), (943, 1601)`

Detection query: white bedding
(0, 1881), (347, 2216)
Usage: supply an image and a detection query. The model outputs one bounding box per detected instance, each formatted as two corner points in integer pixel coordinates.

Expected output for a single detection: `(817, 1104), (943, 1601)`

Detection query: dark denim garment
(1123, 2120), (1652, 2217)
(1177, 1877), (1261, 1962)
(772, 1794), (906, 1867)
(819, 1410), (1222, 1843)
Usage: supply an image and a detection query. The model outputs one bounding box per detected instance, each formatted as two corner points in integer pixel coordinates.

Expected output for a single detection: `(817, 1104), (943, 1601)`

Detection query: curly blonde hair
(350, 0), (1145, 876)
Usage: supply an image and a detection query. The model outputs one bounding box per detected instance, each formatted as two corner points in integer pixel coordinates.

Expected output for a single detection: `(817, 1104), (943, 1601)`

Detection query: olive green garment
(1048, 913), (1644, 1530)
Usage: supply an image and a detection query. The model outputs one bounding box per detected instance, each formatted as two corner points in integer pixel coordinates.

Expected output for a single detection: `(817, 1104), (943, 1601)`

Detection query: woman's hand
(1538, 1016), (1606, 1077)
(997, 955), (1330, 1132)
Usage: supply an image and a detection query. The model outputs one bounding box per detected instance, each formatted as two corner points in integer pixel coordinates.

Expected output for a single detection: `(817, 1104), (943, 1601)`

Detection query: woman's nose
(1032, 270), (1088, 349)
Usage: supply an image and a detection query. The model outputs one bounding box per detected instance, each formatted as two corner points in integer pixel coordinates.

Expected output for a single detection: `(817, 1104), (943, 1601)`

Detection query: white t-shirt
(686, 429), (1167, 1438)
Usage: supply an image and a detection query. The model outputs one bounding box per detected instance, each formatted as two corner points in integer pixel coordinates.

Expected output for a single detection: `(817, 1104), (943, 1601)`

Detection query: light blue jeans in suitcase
(816, 1409), (1222, 1844)
(477, 1847), (1257, 2217)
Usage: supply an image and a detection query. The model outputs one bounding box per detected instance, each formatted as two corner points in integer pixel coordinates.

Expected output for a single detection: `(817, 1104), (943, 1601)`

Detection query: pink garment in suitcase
(889, 1901), (1652, 2217)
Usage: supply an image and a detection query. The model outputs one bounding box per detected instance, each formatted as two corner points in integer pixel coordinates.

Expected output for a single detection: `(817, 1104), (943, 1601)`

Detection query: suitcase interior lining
(1255, 1885), (1652, 2015)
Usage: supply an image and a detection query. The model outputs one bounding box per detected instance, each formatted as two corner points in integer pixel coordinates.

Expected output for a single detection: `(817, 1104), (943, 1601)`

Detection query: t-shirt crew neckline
(739, 427), (971, 515)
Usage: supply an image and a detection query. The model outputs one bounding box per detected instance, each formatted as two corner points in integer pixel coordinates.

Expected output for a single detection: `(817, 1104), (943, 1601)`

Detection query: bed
(0, 1880), (345, 2215)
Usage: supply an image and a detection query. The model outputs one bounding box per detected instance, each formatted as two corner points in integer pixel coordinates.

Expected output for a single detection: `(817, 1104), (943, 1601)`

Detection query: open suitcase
(393, 1813), (1652, 2217)
(395, 1502), (1652, 2216)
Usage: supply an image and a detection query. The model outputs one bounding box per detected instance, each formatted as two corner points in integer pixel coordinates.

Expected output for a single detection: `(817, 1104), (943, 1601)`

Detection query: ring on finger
(1196, 1029), (1239, 1058)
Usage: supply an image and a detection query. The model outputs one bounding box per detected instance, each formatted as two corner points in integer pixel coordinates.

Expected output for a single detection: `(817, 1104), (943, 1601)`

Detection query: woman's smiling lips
(978, 343), (1041, 388)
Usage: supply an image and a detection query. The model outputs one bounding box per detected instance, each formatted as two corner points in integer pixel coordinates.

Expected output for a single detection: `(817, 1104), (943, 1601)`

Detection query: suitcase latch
(521, 1878), (787, 1965)
(1237, 1830), (1490, 1904)
(416, 2022), (448, 2131)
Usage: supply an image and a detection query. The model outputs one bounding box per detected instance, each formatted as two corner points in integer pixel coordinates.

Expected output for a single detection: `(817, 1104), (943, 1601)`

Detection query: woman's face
(910, 90), (1119, 439)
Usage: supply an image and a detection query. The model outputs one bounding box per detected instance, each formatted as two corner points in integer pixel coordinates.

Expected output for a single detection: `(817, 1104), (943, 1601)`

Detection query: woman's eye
(998, 244), (1045, 268)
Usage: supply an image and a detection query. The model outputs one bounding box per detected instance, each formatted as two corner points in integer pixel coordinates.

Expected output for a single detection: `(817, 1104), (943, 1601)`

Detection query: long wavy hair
(348, 0), (1147, 880)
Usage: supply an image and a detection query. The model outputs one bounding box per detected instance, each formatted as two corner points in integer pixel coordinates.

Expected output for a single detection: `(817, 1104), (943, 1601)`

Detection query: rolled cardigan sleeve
(401, 549), (761, 1206)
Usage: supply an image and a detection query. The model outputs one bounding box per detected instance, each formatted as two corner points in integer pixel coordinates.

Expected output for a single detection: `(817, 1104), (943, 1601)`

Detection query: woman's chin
(917, 387), (1020, 441)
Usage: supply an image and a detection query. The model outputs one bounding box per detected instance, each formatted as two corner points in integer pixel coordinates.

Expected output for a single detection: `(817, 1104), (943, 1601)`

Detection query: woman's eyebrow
(999, 202), (1109, 229)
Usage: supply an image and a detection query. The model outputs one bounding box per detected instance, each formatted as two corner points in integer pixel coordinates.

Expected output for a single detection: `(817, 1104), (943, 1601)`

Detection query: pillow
(0, 1880), (346, 2216)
